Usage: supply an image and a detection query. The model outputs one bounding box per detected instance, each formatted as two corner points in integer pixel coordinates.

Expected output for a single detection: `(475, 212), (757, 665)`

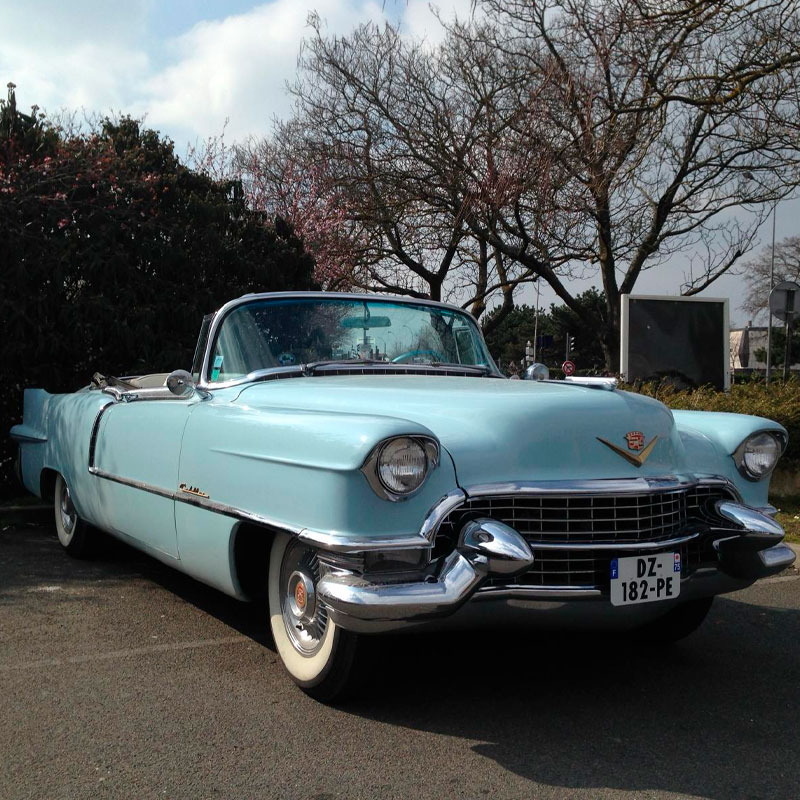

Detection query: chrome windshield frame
(196, 291), (502, 391)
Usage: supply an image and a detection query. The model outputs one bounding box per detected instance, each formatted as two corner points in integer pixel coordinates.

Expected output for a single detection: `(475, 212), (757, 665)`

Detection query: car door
(90, 395), (199, 558)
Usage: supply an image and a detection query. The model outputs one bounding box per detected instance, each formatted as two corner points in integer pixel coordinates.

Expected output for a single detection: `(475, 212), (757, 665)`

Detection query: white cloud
(0, 0), (151, 115)
(4, 42), (150, 115)
(140, 0), (389, 145)
(0, 0), (149, 47)
(401, 0), (476, 45)
(0, 0), (474, 146)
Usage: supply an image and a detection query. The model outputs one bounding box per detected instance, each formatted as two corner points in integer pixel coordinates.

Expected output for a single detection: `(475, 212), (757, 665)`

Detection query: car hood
(233, 375), (685, 487)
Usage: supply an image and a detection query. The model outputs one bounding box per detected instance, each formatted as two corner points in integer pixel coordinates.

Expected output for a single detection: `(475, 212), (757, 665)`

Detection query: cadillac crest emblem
(625, 431), (645, 451)
(596, 431), (659, 468)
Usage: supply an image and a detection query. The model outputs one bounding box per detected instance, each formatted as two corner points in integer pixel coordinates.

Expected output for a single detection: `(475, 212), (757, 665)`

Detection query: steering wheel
(391, 349), (446, 364)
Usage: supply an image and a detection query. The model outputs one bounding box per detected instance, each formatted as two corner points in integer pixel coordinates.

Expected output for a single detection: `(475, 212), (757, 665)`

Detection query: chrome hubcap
(59, 483), (77, 538)
(288, 570), (317, 622)
(280, 543), (328, 656)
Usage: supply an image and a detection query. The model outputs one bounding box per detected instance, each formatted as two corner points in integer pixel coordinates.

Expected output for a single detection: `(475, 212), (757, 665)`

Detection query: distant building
(730, 324), (767, 370)
(730, 322), (800, 372)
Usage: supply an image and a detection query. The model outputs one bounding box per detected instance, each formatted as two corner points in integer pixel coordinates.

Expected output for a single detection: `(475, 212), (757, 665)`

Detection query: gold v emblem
(597, 435), (659, 468)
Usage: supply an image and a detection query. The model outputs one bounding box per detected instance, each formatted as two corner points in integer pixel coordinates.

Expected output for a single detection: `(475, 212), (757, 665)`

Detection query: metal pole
(766, 205), (777, 384)
(533, 281), (541, 363)
(783, 290), (795, 382)
(784, 316), (791, 382)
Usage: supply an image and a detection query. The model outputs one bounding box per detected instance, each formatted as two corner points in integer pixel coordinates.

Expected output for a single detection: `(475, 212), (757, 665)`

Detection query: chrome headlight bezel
(732, 430), (786, 481)
(361, 435), (440, 501)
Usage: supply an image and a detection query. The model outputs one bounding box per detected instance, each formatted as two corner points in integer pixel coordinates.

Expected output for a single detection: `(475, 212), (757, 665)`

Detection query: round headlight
(741, 432), (781, 478)
(378, 437), (429, 495)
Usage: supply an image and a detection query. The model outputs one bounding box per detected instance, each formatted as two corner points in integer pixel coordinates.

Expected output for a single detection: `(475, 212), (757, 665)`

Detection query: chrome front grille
(437, 490), (688, 545)
(687, 484), (736, 524)
(434, 483), (737, 589)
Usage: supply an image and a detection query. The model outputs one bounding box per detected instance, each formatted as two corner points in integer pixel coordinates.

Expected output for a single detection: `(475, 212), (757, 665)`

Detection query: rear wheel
(54, 474), (96, 558)
(268, 533), (358, 701)
(634, 596), (714, 643)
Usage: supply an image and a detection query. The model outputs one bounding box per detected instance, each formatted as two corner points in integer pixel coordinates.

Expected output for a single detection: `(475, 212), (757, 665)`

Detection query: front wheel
(54, 474), (96, 558)
(633, 596), (714, 644)
(268, 533), (358, 701)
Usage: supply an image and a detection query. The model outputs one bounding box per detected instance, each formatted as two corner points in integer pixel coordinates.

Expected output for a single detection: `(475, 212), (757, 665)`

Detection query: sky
(0, 0), (465, 144)
(2, 0), (797, 328)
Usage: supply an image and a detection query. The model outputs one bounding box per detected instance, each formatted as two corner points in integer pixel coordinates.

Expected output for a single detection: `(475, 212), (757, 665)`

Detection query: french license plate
(609, 552), (681, 607)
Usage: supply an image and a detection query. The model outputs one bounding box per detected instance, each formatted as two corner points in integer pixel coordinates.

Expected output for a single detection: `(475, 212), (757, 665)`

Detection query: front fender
(177, 398), (458, 547)
(673, 410), (787, 508)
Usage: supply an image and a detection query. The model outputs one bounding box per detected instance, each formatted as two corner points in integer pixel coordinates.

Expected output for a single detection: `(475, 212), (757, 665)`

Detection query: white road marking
(0, 635), (251, 672)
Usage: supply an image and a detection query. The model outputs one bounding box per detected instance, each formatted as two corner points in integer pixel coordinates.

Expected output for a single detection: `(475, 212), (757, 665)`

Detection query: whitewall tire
(54, 473), (95, 558)
(268, 532), (358, 700)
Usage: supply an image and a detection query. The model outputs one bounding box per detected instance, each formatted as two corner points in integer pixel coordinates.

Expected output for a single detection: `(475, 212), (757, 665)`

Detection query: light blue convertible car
(11, 292), (796, 699)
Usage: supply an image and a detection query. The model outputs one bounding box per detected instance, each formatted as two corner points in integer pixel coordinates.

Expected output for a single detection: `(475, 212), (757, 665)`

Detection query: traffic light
(566, 333), (576, 359)
(537, 334), (554, 349)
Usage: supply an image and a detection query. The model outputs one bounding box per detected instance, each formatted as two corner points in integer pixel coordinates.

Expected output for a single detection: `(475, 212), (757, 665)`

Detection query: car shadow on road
(0, 522), (267, 642)
(343, 593), (800, 799)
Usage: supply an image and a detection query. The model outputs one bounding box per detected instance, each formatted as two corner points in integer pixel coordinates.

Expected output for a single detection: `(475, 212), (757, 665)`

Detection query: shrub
(1, 98), (317, 499)
(626, 378), (800, 465)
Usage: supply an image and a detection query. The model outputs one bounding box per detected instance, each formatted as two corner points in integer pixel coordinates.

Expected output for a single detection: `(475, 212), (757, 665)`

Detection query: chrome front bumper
(318, 519), (534, 633)
(317, 503), (796, 634)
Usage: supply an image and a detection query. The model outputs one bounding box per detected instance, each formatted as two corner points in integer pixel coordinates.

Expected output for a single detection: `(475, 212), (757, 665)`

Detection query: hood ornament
(597, 432), (659, 468)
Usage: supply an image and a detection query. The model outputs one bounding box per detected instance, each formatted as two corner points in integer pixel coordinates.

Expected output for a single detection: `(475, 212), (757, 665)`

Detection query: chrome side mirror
(524, 363), (549, 381)
(166, 369), (198, 398)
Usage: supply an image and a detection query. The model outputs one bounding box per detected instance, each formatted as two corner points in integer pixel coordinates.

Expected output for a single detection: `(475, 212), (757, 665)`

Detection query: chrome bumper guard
(713, 501), (796, 579)
(318, 519), (533, 633)
(317, 503), (796, 634)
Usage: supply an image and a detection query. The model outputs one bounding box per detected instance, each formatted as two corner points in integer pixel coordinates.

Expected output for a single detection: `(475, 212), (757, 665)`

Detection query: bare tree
(238, 17), (556, 326)
(243, 1), (800, 366)
(459, 0), (800, 367)
(741, 235), (800, 319)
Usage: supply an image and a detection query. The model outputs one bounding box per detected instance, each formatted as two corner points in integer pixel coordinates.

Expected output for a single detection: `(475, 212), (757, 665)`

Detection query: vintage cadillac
(11, 292), (796, 699)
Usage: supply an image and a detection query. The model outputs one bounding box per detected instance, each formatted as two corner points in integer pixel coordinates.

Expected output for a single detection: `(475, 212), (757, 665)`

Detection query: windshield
(206, 297), (494, 383)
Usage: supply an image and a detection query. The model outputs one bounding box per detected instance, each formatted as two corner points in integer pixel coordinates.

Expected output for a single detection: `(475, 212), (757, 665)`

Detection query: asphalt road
(1, 518), (799, 800)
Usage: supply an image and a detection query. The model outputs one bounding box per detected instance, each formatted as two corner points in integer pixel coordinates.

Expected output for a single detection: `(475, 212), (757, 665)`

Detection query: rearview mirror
(340, 316), (392, 329)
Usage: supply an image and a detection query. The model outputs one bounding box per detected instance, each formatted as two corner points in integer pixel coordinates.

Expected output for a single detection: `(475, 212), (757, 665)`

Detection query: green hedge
(626, 379), (800, 465)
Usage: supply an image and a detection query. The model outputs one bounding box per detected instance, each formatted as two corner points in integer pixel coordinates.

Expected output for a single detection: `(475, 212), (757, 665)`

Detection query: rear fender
(11, 387), (114, 522)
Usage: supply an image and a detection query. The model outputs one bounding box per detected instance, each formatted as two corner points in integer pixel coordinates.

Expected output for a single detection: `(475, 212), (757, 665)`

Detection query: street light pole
(766, 205), (777, 384)
(533, 281), (541, 362)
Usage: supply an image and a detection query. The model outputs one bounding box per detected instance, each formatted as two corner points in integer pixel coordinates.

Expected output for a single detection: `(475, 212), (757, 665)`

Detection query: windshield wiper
(301, 359), (385, 375)
(433, 363), (493, 375)
(301, 360), (493, 376)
